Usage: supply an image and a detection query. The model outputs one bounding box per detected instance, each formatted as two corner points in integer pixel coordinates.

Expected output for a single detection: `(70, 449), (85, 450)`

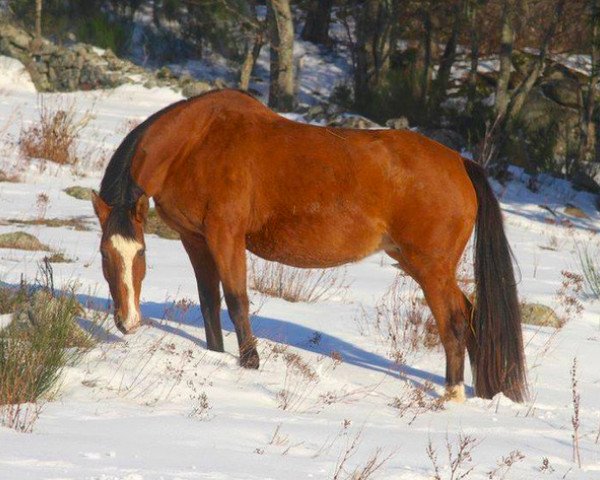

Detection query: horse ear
(134, 194), (149, 224)
(92, 191), (111, 225)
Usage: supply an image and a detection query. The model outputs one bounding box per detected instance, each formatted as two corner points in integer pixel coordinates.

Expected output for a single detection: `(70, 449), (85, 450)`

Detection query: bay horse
(92, 89), (527, 402)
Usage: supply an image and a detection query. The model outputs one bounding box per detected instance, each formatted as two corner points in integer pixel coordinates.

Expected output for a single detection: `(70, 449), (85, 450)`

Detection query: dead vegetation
(426, 433), (479, 480)
(5, 217), (91, 231)
(249, 256), (348, 303)
(18, 96), (93, 166)
(388, 381), (445, 424)
(43, 252), (74, 263)
(356, 275), (439, 365)
(276, 351), (319, 411)
(0, 169), (20, 183)
(332, 429), (395, 480)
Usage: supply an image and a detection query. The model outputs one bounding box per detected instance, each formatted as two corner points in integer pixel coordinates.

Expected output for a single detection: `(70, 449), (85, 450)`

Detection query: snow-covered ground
(1, 56), (600, 479)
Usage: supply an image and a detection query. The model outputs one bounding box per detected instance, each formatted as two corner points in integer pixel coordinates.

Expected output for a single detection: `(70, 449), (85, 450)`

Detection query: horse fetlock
(445, 383), (466, 403)
(240, 348), (260, 369)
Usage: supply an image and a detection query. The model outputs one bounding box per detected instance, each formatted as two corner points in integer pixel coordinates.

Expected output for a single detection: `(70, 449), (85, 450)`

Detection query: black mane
(99, 98), (188, 208)
(98, 89), (256, 238)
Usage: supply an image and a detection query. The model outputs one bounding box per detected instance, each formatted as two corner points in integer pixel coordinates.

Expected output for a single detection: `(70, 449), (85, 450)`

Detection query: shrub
(249, 257), (348, 303)
(19, 97), (92, 166)
(0, 287), (90, 431)
(577, 244), (600, 298)
(370, 275), (439, 364)
(76, 14), (131, 56)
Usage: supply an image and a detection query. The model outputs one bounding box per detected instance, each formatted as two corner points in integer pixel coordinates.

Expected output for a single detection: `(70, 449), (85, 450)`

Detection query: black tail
(464, 159), (527, 402)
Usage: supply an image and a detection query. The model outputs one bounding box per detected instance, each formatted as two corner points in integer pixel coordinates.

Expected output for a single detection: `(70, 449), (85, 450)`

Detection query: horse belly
(246, 213), (388, 268)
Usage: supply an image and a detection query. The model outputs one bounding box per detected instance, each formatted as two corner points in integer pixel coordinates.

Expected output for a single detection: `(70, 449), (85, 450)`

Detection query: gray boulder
(520, 302), (563, 328)
(541, 78), (582, 109)
(420, 128), (466, 152)
(385, 117), (410, 130)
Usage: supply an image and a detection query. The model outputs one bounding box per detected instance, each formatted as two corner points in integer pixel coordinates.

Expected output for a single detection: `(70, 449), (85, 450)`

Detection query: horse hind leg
(387, 249), (476, 402)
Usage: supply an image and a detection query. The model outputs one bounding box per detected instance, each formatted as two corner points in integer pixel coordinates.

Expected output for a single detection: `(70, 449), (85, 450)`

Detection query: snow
(1, 56), (600, 479)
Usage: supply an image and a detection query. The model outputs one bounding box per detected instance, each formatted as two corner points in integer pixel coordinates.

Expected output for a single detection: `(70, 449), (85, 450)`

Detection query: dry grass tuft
(332, 429), (395, 480)
(0, 169), (21, 183)
(6, 217), (91, 231)
(388, 381), (445, 424)
(426, 433), (479, 480)
(249, 256), (348, 303)
(19, 96), (92, 166)
(44, 252), (74, 263)
(357, 275), (439, 365)
(276, 352), (318, 411)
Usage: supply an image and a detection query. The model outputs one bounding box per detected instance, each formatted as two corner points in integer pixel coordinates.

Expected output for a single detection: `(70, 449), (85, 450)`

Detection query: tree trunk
(495, 0), (515, 120)
(466, 0), (482, 113)
(354, 0), (392, 104)
(431, 1), (466, 113)
(35, 0), (42, 39)
(301, 0), (333, 45)
(505, 0), (566, 123)
(418, 8), (438, 108)
(239, 28), (265, 91)
(579, 0), (600, 163)
(267, 0), (295, 112)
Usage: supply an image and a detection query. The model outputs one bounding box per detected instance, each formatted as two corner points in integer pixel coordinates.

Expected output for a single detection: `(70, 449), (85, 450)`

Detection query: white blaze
(110, 234), (143, 330)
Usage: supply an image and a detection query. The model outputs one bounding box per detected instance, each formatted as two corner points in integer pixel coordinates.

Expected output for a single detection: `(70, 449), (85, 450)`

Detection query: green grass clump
(0, 232), (50, 251)
(144, 208), (179, 240)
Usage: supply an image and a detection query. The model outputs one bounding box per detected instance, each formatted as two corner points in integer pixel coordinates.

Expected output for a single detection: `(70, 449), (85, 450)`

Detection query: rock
(541, 78), (582, 109)
(520, 302), (563, 328)
(327, 114), (382, 129)
(0, 20), (216, 94)
(306, 104), (327, 121)
(420, 128), (466, 152)
(564, 203), (590, 219)
(570, 170), (600, 194)
(156, 66), (174, 79)
(385, 117), (410, 130)
(512, 87), (581, 171)
(181, 80), (212, 98)
(214, 78), (228, 89)
(0, 231), (50, 251)
(64, 186), (93, 201)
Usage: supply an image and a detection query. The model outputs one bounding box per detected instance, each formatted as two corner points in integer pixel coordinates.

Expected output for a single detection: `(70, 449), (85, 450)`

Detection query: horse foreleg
(181, 234), (224, 352)
(205, 227), (259, 369)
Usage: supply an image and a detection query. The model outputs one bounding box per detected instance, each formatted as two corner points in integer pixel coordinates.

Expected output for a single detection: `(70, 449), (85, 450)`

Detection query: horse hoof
(240, 350), (260, 369)
(445, 383), (466, 403)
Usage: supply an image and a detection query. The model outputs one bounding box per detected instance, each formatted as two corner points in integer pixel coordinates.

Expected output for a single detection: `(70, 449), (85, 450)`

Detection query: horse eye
(100, 250), (108, 260)
(138, 249), (146, 257)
